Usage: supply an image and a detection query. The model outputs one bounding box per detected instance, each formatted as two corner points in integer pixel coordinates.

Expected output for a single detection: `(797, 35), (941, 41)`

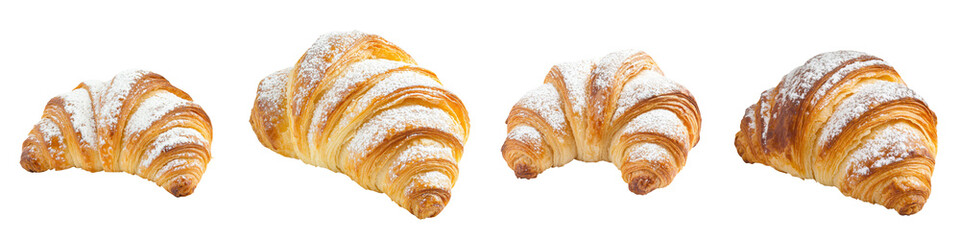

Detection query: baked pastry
(735, 50), (937, 215)
(250, 31), (469, 218)
(501, 50), (701, 194)
(21, 70), (213, 197)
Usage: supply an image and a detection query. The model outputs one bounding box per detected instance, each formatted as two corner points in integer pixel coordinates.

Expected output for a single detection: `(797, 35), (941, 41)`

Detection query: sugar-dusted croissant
(21, 70), (213, 197)
(501, 50), (701, 195)
(735, 51), (937, 215)
(250, 31), (469, 219)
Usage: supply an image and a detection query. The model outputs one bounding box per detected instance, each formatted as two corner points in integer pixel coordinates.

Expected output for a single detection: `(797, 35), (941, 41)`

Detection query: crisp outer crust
(500, 50), (701, 195)
(249, 31), (469, 219)
(21, 70), (213, 197)
(734, 50), (937, 215)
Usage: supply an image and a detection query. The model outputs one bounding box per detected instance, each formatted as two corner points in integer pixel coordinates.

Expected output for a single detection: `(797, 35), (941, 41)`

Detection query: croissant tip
(165, 176), (197, 197)
(897, 202), (923, 216)
(409, 191), (448, 219)
(512, 163), (539, 179)
(628, 176), (659, 195)
(20, 149), (46, 173)
(887, 179), (929, 216)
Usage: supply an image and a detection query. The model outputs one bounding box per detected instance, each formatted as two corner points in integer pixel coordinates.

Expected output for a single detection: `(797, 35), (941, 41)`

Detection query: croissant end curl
(501, 50), (701, 195)
(250, 31), (469, 219)
(21, 70), (213, 197)
(735, 51), (937, 215)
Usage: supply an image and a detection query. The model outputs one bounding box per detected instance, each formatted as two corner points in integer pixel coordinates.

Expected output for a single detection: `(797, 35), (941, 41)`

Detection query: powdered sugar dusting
(556, 60), (594, 115)
(390, 144), (454, 180)
(507, 125), (542, 145)
(592, 50), (638, 116)
(84, 81), (107, 104)
(811, 59), (889, 106)
(743, 106), (757, 130)
(255, 68), (291, 126)
(334, 70), (441, 132)
(613, 70), (683, 119)
(626, 143), (670, 163)
(346, 105), (461, 162)
(60, 88), (97, 147)
(153, 159), (201, 179)
(38, 118), (61, 141)
(293, 31), (366, 116)
(846, 124), (924, 177)
(621, 109), (688, 145)
(758, 88), (774, 141)
(97, 69), (147, 145)
(138, 127), (207, 175)
(38, 118), (65, 160)
(593, 50), (636, 91)
(517, 84), (567, 132)
(124, 91), (190, 141)
(777, 51), (868, 109)
(310, 59), (407, 136)
(817, 81), (921, 148)
(360, 71), (440, 108)
(410, 171), (452, 191)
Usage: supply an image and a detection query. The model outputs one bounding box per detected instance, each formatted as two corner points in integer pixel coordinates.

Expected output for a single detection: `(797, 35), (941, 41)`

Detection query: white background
(1, 0), (956, 239)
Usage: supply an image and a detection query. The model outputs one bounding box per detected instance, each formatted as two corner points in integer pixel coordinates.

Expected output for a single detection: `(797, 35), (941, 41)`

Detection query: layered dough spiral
(501, 50), (701, 195)
(250, 31), (469, 218)
(21, 70), (213, 197)
(735, 50), (937, 215)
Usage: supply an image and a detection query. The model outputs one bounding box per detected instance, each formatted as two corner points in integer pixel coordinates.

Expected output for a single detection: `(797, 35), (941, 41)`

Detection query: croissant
(501, 50), (701, 195)
(250, 31), (469, 219)
(735, 50), (937, 215)
(20, 70), (213, 197)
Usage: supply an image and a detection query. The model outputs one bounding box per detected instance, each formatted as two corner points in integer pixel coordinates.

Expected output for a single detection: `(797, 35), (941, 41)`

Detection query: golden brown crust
(21, 70), (213, 197)
(501, 50), (700, 194)
(250, 31), (469, 219)
(735, 51), (937, 215)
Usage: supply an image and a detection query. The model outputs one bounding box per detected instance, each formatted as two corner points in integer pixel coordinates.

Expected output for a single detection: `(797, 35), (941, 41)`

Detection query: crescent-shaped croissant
(21, 70), (213, 197)
(250, 31), (469, 218)
(501, 50), (701, 195)
(734, 50), (937, 215)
